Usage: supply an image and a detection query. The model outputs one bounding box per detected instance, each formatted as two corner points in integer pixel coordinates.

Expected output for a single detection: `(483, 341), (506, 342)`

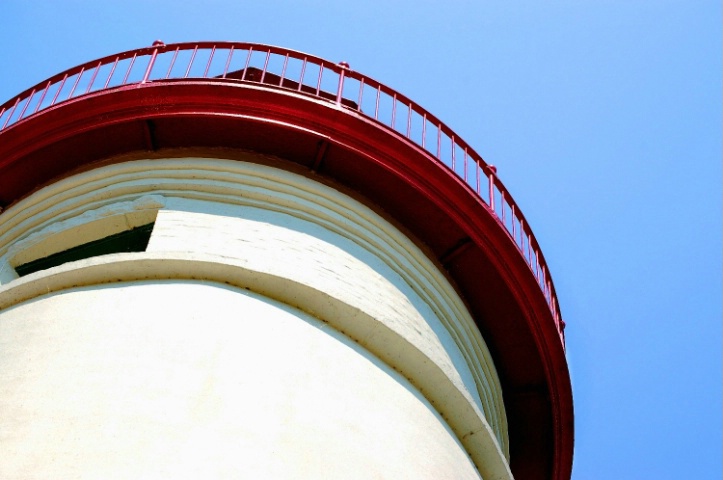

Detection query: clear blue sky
(1, 1), (720, 478)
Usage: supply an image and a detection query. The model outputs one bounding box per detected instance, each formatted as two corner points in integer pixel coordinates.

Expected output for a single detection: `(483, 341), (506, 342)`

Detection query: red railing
(0, 41), (565, 344)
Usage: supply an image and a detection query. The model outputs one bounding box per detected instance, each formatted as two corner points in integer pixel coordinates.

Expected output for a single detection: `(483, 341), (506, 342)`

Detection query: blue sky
(1, 1), (720, 478)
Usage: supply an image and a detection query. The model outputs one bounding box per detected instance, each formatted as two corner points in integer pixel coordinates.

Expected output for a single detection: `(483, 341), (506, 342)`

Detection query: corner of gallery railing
(0, 41), (565, 347)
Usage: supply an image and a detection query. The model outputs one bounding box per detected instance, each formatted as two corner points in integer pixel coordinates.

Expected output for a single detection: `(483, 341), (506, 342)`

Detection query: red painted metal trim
(0, 80), (572, 479)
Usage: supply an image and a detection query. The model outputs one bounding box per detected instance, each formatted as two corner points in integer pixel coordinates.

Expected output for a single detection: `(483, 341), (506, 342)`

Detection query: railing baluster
(314, 62), (323, 96)
(142, 48), (159, 84)
(203, 46), (216, 78)
(357, 78), (364, 111)
(335, 62), (348, 105)
(85, 61), (102, 93)
(104, 57), (119, 88)
(2, 97), (20, 129)
(122, 54), (137, 85)
(521, 219), (526, 249)
(539, 262), (544, 287)
(519, 218), (525, 252)
(406, 104), (412, 138)
(51, 74), (68, 106)
(436, 124), (441, 159)
(279, 53), (289, 86)
(451, 136), (456, 171)
(221, 46), (234, 79)
(242, 47), (253, 81)
(421, 113), (427, 149)
(17, 89), (36, 120)
(184, 46), (198, 78)
(374, 86), (381, 120)
(463, 148), (468, 183)
(298, 57), (307, 90)
(33, 81), (52, 114)
(501, 193), (506, 225)
(527, 233), (532, 266)
(165, 48), (179, 79)
(67, 67), (84, 99)
(546, 277), (551, 302)
(259, 49), (271, 83)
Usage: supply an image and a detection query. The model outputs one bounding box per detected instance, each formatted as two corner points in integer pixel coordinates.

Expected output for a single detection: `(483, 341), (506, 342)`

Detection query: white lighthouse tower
(0, 42), (573, 479)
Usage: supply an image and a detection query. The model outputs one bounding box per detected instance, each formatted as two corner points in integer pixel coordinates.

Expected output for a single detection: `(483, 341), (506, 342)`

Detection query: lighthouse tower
(0, 42), (572, 479)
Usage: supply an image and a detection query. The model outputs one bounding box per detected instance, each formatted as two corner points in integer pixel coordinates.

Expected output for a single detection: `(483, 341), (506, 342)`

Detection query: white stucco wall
(0, 281), (482, 479)
(0, 157), (512, 479)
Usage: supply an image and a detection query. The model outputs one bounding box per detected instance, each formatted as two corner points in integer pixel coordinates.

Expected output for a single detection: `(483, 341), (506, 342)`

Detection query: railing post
(487, 165), (497, 211)
(336, 61), (349, 105)
(17, 89), (36, 121)
(142, 40), (165, 84)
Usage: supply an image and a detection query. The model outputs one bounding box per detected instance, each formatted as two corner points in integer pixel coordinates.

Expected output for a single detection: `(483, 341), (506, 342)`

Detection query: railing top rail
(0, 41), (565, 345)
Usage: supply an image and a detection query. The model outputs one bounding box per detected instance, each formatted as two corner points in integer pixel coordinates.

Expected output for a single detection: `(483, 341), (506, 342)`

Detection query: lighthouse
(0, 42), (572, 479)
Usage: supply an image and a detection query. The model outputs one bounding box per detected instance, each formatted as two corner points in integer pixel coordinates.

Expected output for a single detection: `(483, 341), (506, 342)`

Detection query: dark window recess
(15, 223), (154, 277)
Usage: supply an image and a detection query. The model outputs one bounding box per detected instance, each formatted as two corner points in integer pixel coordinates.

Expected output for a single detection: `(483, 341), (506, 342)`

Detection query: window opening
(15, 223), (154, 277)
